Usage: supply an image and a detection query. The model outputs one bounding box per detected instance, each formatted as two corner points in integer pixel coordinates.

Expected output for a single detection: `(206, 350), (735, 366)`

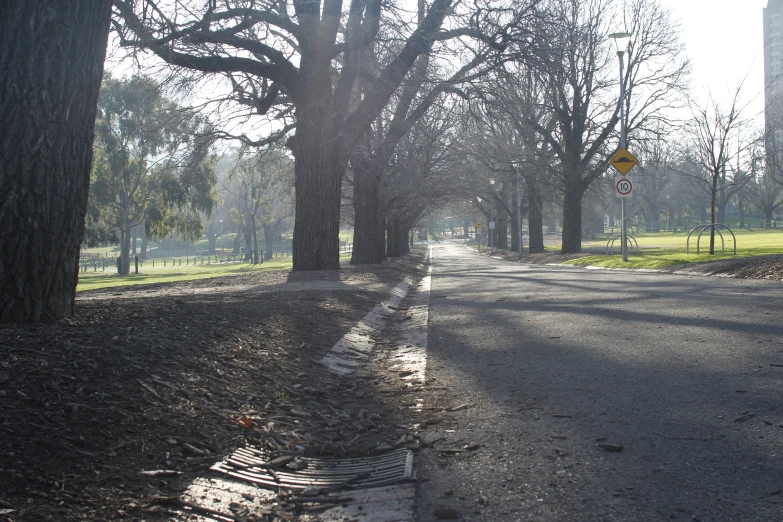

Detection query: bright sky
(660, 0), (768, 120)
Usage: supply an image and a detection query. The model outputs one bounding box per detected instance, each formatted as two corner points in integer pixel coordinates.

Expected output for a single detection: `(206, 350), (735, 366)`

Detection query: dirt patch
(661, 254), (783, 281)
(0, 255), (427, 521)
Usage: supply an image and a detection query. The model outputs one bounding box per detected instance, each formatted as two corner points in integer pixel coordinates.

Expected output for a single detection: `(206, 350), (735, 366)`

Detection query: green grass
(77, 252), (353, 292)
(568, 228), (783, 269)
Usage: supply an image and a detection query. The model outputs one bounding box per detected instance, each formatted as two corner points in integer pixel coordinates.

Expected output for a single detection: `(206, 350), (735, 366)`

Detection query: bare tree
(688, 85), (756, 253)
(112, 0), (467, 271)
(524, 0), (688, 253)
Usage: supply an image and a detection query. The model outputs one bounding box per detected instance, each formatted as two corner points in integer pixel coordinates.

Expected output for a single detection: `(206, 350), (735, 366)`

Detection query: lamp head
(608, 32), (631, 55)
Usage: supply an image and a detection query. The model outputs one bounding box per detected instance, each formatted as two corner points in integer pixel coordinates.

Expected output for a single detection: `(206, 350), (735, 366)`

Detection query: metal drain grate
(211, 446), (413, 490)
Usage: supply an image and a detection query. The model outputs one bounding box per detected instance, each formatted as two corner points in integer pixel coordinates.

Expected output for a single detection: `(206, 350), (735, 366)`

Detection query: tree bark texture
(560, 178), (583, 254)
(351, 160), (383, 265)
(0, 1), (112, 322)
(291, 88), (346, 270)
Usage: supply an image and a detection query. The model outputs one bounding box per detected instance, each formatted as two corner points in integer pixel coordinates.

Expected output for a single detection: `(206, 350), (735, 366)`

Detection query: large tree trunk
(378, 210), (387, 260)
(351, 161), (384, 264)
(561, 178), (583, 254)
(386, 218), (401, 258)
(0, 2), (112, 322)
(291, 78), (346, 271)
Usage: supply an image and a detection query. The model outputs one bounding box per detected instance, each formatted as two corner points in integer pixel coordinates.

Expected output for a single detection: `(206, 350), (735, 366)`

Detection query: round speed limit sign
(615, 177), (633, 198)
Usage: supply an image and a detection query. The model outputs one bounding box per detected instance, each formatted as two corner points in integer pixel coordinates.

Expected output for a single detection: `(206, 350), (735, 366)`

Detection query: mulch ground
(0, 256), (428, 522)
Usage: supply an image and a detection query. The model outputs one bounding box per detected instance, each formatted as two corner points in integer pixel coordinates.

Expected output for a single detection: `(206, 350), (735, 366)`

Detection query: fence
(79, 243), (354, 274)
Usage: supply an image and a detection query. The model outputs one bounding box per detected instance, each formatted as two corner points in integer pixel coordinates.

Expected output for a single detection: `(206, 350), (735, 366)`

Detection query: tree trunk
(207, 229), (217, 254)
(351, 161), (384, 264)
(386, 218), (401, 258)
(378, 210), (387, 260)
(511, 207), (520, 253)
(561, 178), (583, 254)
(738, 201), (745, 229)
(716, 200), (727, 226)
(0, 1), (112, 322)
(263, 224), (275, 260)
(709, 176), (717, 254)
(496, 213), (508, 249)
(233, 232), (241, 255)
(291, 82), (346, 271)
(528, 184), (544, 253)
(243, 224), (253, 261)
(120, 206), (131, 276)
(251, 214), (259, 264)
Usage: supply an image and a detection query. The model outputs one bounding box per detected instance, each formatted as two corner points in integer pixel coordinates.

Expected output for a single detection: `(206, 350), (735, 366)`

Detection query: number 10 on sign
(615, 176), (633, 198)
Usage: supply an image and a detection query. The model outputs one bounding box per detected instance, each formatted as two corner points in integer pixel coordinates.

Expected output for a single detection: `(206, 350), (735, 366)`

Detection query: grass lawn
(569, 228), (783, 269)
(77, 252), (353, 292)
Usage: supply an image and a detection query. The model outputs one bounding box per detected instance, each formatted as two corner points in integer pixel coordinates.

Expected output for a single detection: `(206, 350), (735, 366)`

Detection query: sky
(660, 0), (768, 120)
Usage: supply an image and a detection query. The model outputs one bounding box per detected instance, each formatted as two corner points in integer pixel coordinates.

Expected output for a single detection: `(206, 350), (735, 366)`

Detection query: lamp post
(489, 179), (502, 255)
(512, 161), (523, 256)
(477, 196), (483, 251)
(609, 31), (631, 262)
(488, 181), (495, 255)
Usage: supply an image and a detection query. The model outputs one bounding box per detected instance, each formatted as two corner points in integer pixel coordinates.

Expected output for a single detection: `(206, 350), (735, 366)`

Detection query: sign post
(610, 147), (638, 261)
(489, 222), (496, 255)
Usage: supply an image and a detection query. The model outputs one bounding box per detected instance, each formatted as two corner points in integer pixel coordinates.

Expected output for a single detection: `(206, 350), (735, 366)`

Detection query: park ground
(1, 243), (782, 520)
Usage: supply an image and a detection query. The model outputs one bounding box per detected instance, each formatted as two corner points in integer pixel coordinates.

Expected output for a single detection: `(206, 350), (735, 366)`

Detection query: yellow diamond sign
(476, 222), (483, 229)
(610, 148), (638, 175)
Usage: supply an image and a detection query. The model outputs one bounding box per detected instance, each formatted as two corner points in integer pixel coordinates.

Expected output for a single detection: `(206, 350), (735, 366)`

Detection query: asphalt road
(416, 241), (783, 521)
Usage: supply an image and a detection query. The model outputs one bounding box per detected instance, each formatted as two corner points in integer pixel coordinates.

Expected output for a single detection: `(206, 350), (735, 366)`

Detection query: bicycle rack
(605, 234), (639, 256)
(686, 224), (736, 255)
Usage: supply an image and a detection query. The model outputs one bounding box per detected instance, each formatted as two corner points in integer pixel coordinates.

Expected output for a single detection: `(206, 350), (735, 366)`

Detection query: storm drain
(211, 446), (413, 490)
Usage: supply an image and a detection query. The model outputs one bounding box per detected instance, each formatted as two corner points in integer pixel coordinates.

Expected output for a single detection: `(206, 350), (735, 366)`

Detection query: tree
(0, 2), (112, 323)
(688, 86), (755, 253)
(226, 149), (294, 263)
(525, 0), (688, 253)
(113, 0), (459, 271)
(90, 75), (219, 274)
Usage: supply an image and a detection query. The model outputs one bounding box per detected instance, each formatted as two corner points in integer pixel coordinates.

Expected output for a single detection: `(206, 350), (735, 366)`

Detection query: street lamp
(609, 31), (631, 262)
(477, 196), (483, 251)
(512, 161), (523, 257)
(489, 179), (502, 255)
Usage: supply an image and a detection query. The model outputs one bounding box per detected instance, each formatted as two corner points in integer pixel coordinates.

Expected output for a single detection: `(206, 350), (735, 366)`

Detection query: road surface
(416, 241), (783, 521)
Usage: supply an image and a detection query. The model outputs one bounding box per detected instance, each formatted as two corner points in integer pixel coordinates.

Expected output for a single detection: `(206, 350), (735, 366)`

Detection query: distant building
(765, 0), (783, 134)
